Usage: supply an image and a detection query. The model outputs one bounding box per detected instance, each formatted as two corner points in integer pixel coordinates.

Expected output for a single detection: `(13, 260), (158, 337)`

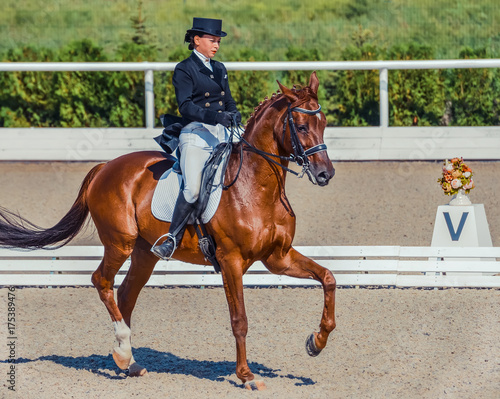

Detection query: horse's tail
(0, 163), (105, 250)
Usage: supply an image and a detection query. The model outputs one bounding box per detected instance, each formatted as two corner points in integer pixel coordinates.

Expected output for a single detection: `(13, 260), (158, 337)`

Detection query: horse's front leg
(264, 247), (336, 356)
(219, 261), (266, 391)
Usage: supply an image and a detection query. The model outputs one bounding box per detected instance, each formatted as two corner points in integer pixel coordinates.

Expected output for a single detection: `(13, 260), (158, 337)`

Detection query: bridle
(223, 101), (328, 189)
(283, 103), (328, 169)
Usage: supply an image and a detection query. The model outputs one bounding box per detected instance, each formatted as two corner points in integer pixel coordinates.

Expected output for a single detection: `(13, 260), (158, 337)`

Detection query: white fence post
(144, 69), (155, 128)
(379, 68), (389, 128)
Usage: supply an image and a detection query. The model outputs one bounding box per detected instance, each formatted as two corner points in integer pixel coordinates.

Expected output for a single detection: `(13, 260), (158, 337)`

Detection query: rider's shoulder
(175, 55), (194, 70)
(211, 59), (227, 71)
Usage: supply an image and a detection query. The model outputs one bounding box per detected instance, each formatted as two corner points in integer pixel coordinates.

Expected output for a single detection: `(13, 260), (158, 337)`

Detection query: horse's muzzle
(307, 164), (335, 186)
(316, 167), (335, 186)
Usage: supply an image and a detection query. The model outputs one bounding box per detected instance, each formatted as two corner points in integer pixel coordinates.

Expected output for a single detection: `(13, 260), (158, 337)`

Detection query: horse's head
(275, 72), (335, 186)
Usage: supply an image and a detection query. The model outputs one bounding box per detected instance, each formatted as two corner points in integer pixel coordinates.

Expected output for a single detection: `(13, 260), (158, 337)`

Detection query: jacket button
(221, 91), (225, 96)
(205, 92), (210, 97)
(219, 101), (223, 106)
(205, 102), (210, 107)
(210, 74), (214, 79)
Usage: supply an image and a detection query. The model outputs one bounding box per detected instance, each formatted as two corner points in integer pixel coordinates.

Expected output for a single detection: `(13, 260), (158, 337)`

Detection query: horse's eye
(297, 124), (308, 134)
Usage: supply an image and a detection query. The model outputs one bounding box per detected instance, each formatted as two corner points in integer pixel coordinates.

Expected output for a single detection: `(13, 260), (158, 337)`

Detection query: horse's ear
(309, 71), (320, 94)
(277, 80), (298, 102)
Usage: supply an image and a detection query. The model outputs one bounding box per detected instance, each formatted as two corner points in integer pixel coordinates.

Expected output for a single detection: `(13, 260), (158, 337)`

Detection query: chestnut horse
(0, 72), (336, 390)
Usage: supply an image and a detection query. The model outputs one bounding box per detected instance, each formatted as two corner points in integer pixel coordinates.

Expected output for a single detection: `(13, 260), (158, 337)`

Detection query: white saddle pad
(151, 163), (226, 224)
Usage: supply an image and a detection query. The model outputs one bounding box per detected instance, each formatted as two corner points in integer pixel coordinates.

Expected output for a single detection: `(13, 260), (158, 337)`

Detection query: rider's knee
(182, 188), (199, 204)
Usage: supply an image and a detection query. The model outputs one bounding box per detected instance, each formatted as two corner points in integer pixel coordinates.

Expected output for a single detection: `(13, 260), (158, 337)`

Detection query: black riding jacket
(172, 52), (238, 126)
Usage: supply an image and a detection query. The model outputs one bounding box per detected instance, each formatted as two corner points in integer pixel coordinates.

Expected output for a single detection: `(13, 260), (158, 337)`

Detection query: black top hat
(186, 17), (227, 37)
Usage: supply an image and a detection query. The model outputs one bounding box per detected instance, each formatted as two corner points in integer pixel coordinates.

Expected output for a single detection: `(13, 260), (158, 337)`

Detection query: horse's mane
(244, 85), (316, 133)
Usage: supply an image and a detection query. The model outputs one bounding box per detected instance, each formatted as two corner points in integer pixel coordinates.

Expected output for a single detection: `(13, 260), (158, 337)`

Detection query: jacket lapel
(189, 52), (225, 88)
(212, 62), (224, 88)
(189, 53), (212, 78)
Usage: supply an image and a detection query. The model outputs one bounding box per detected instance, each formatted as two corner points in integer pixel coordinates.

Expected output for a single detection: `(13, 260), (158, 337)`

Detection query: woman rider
(151, 17), (241, 260)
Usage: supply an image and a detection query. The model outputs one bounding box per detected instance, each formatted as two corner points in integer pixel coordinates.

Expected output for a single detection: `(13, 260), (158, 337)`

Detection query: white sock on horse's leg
(112, 319), (132, 369)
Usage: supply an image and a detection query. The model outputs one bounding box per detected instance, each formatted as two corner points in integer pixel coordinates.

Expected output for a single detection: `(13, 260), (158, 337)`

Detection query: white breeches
(179, 122), (230, 204)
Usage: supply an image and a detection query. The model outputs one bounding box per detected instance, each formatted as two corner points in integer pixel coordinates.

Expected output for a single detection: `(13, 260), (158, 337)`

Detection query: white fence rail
(1, 246), (498, 288)
(2, 59), (500, 129)
(3, 126), (498, 162)
(1, 60), (500, 161)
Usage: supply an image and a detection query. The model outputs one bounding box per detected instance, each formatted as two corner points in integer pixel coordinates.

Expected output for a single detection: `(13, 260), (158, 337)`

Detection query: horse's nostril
(317, 171), (331, 185)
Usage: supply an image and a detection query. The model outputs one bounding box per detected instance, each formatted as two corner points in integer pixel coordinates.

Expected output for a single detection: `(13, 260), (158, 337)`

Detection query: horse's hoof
(305, 333), (322, 357)
(244, 380), (267, 391)
(128, 362), (148, 377)
(112, 348), (132, 370)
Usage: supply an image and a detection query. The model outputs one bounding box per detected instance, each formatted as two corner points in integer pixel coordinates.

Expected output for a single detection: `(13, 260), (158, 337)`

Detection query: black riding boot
(151, 192), (196, 260)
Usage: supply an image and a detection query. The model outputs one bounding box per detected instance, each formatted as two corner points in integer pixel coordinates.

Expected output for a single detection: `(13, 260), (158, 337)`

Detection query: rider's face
(194, 34), (221, 59)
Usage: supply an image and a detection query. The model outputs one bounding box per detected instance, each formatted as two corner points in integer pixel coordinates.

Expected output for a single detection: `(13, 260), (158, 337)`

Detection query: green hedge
(1, 40), (499, 127)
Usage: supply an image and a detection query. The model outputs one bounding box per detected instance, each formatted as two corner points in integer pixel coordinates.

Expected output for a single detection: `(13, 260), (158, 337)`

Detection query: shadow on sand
(3, 347), (315, 387)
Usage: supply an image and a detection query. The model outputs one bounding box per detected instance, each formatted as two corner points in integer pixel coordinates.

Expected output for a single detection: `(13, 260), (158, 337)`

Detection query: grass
(0, 0), (499, 60)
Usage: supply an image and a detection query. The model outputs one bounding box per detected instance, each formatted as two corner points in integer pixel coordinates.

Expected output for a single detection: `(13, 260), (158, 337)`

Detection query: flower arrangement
(437, 157), (475, 196)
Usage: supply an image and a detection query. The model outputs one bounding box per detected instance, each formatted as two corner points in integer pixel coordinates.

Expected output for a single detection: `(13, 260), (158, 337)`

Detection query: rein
(223, 102), (328, 189)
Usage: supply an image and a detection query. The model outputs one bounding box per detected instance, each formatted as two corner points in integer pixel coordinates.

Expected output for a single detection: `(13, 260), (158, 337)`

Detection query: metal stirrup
(151, 233), (177, 252)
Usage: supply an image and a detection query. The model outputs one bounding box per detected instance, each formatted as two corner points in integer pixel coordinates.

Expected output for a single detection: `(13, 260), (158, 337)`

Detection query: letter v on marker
(443, 212), (469, 241)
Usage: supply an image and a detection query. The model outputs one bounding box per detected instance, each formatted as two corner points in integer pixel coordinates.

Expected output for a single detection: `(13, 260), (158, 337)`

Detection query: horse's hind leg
(263, 247), (336, 356)
(91, 243), (135, 371)
(116, 236), (159, 377)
